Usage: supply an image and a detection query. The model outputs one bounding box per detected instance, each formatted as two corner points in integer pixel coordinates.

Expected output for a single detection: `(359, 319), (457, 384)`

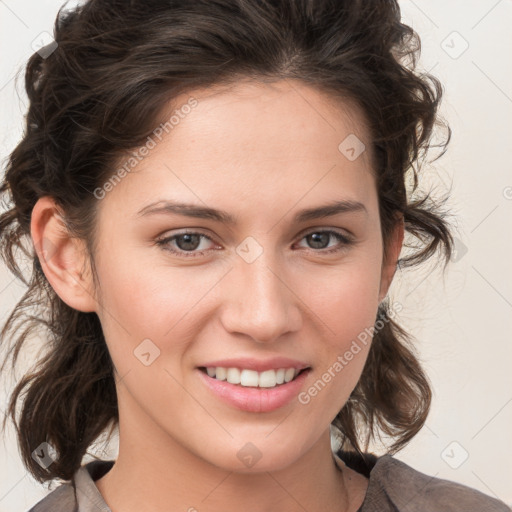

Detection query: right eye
(155, 230), (219, 258)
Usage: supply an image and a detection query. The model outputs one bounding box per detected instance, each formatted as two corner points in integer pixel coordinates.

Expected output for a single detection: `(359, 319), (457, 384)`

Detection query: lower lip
(196, 368), (311, 413)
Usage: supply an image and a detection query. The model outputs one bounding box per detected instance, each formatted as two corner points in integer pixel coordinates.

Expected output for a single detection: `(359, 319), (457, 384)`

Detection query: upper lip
(197, 357), (311, 372)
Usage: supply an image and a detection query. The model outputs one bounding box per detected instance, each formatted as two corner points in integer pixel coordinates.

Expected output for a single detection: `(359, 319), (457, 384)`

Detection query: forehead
(101, 79), (377, 221)
(162, 78), (371, 161)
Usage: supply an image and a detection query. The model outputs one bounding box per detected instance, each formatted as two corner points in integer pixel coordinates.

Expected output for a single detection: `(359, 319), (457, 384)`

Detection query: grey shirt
(27, 451), (511, 511)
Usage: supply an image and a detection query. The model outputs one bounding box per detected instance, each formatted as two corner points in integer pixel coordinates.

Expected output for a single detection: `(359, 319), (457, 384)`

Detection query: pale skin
(31, 79), (404, 512)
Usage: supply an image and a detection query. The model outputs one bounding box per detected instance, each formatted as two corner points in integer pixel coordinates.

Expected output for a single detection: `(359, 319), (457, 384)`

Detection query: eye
(155, 230), (217, 258)
(294, 229), (354, 254)
(155, 228), (354, 258)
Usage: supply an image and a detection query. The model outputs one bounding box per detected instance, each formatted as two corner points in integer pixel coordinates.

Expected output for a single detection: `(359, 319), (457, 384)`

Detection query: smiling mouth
(198, 366), (310, 388)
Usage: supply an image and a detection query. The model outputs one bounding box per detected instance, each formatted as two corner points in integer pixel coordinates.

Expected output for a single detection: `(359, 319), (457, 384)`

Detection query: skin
(31, 79), (404, 512)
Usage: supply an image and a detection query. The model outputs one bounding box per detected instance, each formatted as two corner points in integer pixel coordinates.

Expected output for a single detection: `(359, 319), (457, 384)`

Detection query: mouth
(196, 365), (312, 413)
(197, 366), (311, 389)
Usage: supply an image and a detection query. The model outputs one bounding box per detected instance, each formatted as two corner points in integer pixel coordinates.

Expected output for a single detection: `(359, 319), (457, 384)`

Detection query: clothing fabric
(27, 450), (511, 511)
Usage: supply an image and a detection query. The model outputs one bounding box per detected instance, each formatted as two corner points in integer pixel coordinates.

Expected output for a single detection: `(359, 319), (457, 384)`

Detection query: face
(88, 79), (394, 472)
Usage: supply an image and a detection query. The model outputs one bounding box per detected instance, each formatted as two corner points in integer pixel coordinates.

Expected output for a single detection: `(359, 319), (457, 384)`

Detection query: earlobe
(30, 196), (97, 313)
(378, 213), (405, 303)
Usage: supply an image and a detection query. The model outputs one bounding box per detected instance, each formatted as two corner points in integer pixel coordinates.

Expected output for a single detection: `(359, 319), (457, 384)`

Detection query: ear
(30, 196), (97, 313)
(378, 212), (405, 303)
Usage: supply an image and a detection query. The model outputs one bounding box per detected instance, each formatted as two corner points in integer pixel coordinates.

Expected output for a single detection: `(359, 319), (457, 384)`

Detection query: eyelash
(155, 229), (354, 258)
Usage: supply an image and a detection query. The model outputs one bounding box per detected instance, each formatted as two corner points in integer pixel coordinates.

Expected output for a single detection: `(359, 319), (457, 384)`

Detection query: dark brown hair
(0, 0), (453, 483)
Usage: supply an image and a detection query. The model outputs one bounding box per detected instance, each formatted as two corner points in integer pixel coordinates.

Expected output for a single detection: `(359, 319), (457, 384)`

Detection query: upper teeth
(206, 367), (301, 388)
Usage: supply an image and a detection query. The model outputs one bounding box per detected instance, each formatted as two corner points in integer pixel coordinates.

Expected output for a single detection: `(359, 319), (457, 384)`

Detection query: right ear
(30, 196), (98, 313)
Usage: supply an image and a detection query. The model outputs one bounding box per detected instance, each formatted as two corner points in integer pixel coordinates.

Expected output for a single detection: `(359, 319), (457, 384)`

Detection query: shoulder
(337, 451), (511, 512)
(26, 459), (114, 512)
(377, 455), (510, 511)
(26, 482), (76, 512)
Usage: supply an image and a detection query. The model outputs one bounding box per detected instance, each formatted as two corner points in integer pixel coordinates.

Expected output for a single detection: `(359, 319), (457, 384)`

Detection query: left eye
(295, 230), (352, 253)
(155, 229), (353, 258)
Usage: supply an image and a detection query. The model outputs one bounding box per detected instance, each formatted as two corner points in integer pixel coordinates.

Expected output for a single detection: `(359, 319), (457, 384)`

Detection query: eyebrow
(136, 199), (367, 224)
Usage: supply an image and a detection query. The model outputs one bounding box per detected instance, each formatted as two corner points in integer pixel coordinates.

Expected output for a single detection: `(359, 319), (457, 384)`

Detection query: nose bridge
(222, 247), (299, 342)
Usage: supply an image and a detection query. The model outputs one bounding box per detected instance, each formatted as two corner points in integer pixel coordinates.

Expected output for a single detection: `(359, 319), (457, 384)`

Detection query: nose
(219, 253), (302, 343)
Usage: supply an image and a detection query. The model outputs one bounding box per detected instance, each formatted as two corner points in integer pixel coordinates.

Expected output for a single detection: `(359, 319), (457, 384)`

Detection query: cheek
(300, 267), (378, 411)
(298, 256), (381, 402)
(306, 257), (382, 337)
(98, 249), (209, 334)
(95, 255), (227, 378)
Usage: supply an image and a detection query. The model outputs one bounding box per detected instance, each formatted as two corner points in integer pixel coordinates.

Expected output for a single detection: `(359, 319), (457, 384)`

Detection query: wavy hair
(0, 0), (453, 483)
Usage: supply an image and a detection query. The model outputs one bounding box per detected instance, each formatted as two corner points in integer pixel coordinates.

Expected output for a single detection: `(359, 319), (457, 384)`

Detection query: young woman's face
(91, 79), (395, 471)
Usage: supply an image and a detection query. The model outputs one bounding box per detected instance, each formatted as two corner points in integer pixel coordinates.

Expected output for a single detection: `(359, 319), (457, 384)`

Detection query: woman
(0, 0), (509, 511)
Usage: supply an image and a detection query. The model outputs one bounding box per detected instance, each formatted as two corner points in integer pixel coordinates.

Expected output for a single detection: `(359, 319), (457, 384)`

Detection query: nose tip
(220, 260), (301, 343)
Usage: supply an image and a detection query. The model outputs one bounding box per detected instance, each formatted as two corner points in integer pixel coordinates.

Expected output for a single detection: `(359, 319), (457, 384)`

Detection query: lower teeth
(231, 381), (286, 389)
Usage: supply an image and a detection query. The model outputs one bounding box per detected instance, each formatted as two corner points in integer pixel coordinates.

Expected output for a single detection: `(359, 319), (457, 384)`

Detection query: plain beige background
(1, 0), (511, 510)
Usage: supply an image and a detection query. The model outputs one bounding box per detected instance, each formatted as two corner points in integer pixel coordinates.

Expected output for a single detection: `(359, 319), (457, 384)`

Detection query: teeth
(205, 367), (303, 388)
(227, 368), (241, 384)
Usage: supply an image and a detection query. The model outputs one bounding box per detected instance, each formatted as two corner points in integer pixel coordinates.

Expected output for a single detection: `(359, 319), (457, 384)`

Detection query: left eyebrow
(293, 199), (367, 222)
(135, 199), (368, 224)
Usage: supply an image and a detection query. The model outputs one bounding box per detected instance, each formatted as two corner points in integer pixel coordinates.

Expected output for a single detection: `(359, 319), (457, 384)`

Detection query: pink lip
(197, 357), (311, 372)
(197, 367), (311, 413)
